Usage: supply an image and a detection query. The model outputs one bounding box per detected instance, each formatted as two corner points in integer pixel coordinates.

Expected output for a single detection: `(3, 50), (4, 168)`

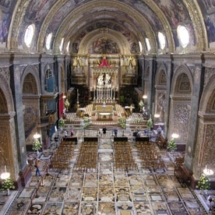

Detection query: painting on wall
(48, 1), (77, 33)
(25, 0), (58, 23)
(89, 37), (120, 54)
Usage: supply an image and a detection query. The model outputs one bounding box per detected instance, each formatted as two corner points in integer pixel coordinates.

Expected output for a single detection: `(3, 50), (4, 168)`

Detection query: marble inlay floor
(3, 136), (209, 215)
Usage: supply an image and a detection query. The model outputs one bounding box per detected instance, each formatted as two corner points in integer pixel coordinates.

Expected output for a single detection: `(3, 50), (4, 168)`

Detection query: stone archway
(0, 70), (18, 180)
(169, 66), (193, 147)
(193, 71), (215, 178)
(21, 68), (40, 147)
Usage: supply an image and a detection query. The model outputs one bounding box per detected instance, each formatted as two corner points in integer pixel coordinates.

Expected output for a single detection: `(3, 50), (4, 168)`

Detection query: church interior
(1, 0), (215, 214)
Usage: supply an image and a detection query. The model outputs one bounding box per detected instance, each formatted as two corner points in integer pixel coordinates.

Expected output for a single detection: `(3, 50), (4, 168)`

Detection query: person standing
(102, 127), (107, 135)
(35, 158), (41, 176)
(114, 128), (118, 137)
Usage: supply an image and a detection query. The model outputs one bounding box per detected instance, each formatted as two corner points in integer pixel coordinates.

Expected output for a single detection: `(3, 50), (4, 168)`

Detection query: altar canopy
(99, 57), (111, 67)
(91, 66), (118, 102)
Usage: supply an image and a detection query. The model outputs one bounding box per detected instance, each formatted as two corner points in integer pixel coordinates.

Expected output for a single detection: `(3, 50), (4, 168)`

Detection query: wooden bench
(174, 164), (193, 186)
(156, 133), (167, 149)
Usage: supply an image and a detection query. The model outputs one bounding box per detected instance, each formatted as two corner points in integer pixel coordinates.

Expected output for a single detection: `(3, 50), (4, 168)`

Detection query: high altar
(91, 57), (118, 120)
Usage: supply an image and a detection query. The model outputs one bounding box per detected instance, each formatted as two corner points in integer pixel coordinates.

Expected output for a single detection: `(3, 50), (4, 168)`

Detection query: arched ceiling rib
(6, 0), (208, 54)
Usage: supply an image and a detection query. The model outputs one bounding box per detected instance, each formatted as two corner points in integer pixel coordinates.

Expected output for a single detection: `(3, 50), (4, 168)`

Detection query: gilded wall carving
(10, 119), (19, 179)
(23, 103), (38, 138)
(22, 73), (37, 94)
(206, 89), (215, 113)
(192, 120), (204, 178)
(173, 103), (190, 143)
(202, 124), (215, 169)
(183, 0), (207, 50)
(204, 68), (215, 87)
(0, 68), (10, 83)
(159, 70), (167, 85)
(9, 0), (30, 49)
(0, 125), (11, 174)
(0, 88), (8, 113)
(156, 92), (165, 122)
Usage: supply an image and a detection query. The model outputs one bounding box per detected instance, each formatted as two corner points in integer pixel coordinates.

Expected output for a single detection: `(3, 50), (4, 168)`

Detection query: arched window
(66, 41), (70, 53)
(24, 24), (35, 48)
(158, 32), (166, 50)
(59, 38), (64, 52)
(145, 38), (151, 51)
(46, 33), (53, 50)
(138, 41), (143, 52)
(177, 25), (190, 48)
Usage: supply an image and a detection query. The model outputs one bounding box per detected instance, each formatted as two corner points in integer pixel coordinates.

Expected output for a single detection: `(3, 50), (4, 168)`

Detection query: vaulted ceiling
(0, 0), (213, 55)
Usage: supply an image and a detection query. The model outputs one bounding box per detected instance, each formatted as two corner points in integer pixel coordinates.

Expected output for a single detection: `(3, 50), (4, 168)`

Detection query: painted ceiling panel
(0, 0), (16, 43)
(0, 0), (208, 53)
(197, 0), (215, 44)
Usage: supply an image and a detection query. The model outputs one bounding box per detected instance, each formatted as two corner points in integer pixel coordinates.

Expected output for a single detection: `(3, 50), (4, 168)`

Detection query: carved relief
(159, 70), (166, 85)
(202, 124), (215, 168)
(156, 92), (165, 122)
(204, 68), (215, 87)
(183, 0), (207, 50)
(193, 121), (204, 178)
(0, 68), (10, 83)
(206, 89), (215, 113)
(173, 103), (189, 143)
(0, 88), (8, 113)
(23, 104), (38, 138)
(0, 126), (10, 171)
(9, 0), (30, 49)
(22, 73), (37, 94)
(176, 73), (191, 93)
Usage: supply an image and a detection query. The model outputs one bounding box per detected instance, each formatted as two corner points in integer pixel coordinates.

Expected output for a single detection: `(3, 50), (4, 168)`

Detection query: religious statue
(97, 73), (111, 86)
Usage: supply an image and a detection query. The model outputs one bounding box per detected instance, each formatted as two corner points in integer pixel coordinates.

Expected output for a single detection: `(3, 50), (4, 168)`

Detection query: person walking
(35, 158), (41, 176)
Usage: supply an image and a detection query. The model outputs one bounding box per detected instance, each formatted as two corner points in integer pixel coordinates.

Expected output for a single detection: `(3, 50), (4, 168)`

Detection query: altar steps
(87, 123), (122, 131)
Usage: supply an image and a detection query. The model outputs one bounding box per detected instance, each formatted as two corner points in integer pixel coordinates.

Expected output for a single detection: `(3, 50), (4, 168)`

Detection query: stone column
(184, 65), (203, 171)
(146, 55), (156, 116)
(138, 55), (145, 92)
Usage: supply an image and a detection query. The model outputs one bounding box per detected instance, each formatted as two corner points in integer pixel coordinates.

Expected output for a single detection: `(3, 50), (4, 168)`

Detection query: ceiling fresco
(69, 21), (138, 54)
(0, 0), (210, 54)
(197, 0), (215, 44)
(0, 1), (16, 43)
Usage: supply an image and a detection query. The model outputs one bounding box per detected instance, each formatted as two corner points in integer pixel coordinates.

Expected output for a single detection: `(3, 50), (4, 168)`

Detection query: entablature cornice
(198, 111), (215, 121)
(170, 94), (191, 101)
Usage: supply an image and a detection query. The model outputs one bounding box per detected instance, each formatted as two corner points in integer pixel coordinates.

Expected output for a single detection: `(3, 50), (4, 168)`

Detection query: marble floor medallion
(134, 202), (152, 215)
(49, 187), (66, 202)
(82, 187), (98, 201)
(42, 202), (63, 215)
(80, 202), (97, 215)
(65, 187), (81, 201)
(99, 187), (115, 202)
(99, 174), (114, 187)
(62, 202), (79, 215)
(98, 202), (115, 215)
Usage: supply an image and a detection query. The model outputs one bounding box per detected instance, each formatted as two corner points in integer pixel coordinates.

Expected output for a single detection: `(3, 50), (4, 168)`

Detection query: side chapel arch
(21, 67), (40, 142)
(0, 71), (17, 179)
(193, 73), (215, 177)
(169, 65), (193, 144)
